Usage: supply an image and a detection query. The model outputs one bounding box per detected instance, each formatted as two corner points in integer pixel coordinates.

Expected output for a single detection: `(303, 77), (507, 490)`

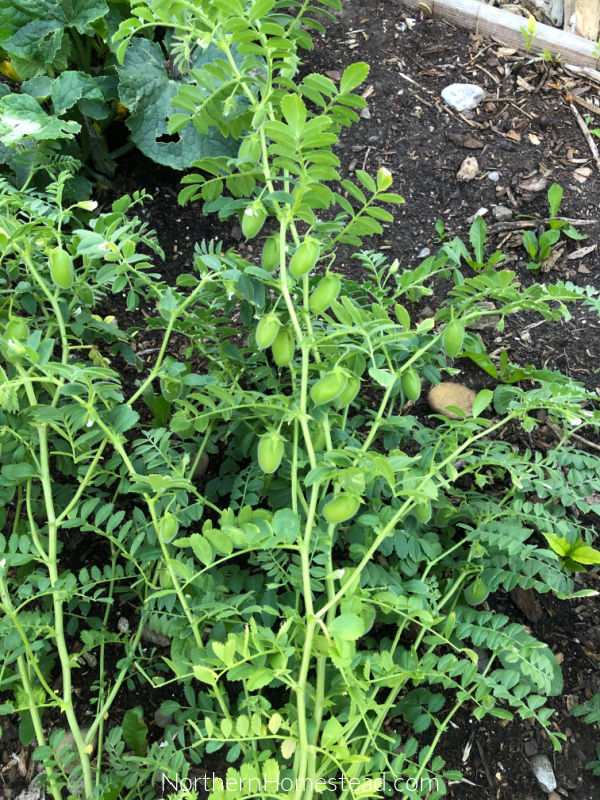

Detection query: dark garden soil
(4, 2), (600, 798)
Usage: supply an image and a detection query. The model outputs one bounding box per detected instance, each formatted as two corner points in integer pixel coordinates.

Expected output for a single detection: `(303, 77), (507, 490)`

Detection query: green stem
(307, 524), (336, 785)
(86, 609), (148, 746)
(40, 424), (94, 797)
(19, 657), (63, 799)
(0, 576), (62, 799)
(14, 358), (93, 793)
(93, 549), (118, 784)
(69, 29), (91, 73)
(317, 411), (519, 620)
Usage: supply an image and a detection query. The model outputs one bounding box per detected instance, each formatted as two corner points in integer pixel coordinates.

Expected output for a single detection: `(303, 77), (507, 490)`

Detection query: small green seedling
(520, 14), (538, 52)
(540, 48), (563, 64)
(522, 227), (561, 271)
(441, 216), (505, 272)
(522, 183), (586, 271)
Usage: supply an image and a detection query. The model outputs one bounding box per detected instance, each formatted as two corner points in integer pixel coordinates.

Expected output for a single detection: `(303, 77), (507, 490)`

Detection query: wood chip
(361, 84), (374, 100)
(517, 173), (549, 193)
(566, 244), (597, 260)
(516, 76), (535, 92)
(569, 101), (600, 173)
(540, 245), (564, 272)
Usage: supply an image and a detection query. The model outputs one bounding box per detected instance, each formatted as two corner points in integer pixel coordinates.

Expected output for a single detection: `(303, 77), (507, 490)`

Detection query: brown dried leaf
(447, 131), (484, 149)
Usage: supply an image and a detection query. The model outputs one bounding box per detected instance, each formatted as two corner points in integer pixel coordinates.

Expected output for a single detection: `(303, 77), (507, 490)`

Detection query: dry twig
(486, 218), (598, 234)
(568, 101), (600, 173)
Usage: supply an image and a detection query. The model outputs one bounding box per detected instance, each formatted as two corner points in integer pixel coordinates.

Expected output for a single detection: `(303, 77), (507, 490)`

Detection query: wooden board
(401, 0), (599, 69)
(573, 0), (600, 40)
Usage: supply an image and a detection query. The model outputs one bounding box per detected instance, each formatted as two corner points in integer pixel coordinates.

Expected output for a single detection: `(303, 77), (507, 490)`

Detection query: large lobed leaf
(0, 93), (79, 144)
(0, 0), (108, 77)
(116, 38), (238, 170)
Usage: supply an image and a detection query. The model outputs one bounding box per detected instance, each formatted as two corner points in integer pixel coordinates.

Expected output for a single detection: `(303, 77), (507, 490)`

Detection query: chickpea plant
(1, 0), (600, 799)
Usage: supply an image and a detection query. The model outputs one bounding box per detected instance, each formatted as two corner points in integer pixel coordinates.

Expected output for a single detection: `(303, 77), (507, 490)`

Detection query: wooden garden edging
(401, 0), (599, 70)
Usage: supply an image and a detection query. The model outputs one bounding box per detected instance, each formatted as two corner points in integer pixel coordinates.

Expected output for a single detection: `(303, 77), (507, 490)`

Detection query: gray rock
(492, 204), (513, 221)
(154, 708), (174, 728)
(15, 782), (42, 800)
(466, 301), (501, 330)
(441, 83), (485, 112)
(418, 247), (431, 259)
(55, 728), (96, 796)
(142, 624), (171, 648)
(473, 646), (491, 673)
(523, 739), (538, 757)
(531, 754), (557, 793)
(457, 156), (479, 181)
(487, 171), (500, 181)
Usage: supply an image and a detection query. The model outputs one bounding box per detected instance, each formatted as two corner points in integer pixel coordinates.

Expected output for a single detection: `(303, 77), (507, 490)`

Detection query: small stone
(457, 156), (479, 181)
(492, 204), (513, 221)
(510, 586), (543, 623)
(441, 83), (486, 112)
(531, 754), (557, 793)
(142, 624), (171, 648)
(573, 166), (592, 183)
(524, 739), (538, 757)
(194, 451), (210, 479)
(466, 301), (500, 330)
(473, 646), (491, 673)
(55, 727), (96, 796)
(487, 171), (500, 181)
(117, 617), (129, 633)
(15, 781), (42, 800)
(427, 383), (477, 419)
(418, 247), (431, 259)
(154, 708), (174, 728)
(360, 106), (371, 119)
(81, 651), (98, 668)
